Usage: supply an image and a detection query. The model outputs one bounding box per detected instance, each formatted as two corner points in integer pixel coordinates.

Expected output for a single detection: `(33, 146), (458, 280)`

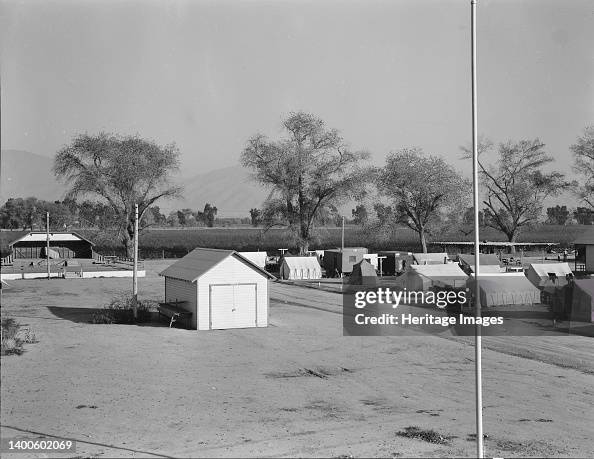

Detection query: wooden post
(133, 204), (139, 320)
(341, 216), (345, 250)
(46, 212), (50, 279)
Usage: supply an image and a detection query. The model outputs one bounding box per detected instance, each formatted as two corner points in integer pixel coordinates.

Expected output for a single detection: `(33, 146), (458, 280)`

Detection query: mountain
(169, 165), (269, 217)
(0, 151), (268, 217)
(0, 150), (67, 202)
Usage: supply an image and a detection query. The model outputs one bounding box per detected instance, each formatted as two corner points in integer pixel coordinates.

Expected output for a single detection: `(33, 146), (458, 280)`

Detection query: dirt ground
(1, 260), (593, 458)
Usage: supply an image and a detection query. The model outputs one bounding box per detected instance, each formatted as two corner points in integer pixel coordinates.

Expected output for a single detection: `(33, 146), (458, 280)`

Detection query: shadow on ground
(46, 307), (169, 327)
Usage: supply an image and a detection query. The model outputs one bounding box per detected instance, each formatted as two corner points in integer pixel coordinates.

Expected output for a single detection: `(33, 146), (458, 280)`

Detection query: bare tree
(54, 133), (182, 256)
(461, 138), (570, 248)
(377, 148), (470, 252)
(570, 125), (594, 210)
(241, 112), (371, 254)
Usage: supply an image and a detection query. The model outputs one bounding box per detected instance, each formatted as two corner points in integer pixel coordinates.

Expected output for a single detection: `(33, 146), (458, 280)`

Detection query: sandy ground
(1, 260), (593, 458)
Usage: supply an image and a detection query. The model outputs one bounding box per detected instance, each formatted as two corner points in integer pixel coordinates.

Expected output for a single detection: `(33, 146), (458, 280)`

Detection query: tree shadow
(46, 306), (169, 327)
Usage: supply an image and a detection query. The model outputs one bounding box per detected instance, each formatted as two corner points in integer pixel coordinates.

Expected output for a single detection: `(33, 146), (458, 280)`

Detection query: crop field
(1, 224), (588, 259)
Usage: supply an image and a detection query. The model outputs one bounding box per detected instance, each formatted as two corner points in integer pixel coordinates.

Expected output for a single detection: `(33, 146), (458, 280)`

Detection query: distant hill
(0, 150), (67, 202)
(170, 165), (269, 217)
(0, 151), (268, 217)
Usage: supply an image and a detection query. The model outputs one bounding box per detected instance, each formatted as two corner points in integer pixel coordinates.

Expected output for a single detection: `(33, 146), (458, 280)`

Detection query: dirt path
(1, 262), (593, 457)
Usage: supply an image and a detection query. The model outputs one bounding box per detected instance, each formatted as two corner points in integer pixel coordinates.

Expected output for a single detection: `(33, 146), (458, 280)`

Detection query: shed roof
(527, 263), (573, 278)
(574, 228), (594, 245)
(8, 231), (95, 246)
(458, 253), (501, 266)
(413, 252), (449, 264)
(281, 256), (322, 271)
(159, 248), (274, 282)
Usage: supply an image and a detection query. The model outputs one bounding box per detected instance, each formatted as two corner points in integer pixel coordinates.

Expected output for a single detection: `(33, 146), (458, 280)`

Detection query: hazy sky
(1, 0), (592, 179)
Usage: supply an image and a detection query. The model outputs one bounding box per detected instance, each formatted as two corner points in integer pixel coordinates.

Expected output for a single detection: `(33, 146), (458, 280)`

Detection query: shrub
(1, 317), (37, 355)
(396, 426), (453, 445)
(91, 293), (157, 324)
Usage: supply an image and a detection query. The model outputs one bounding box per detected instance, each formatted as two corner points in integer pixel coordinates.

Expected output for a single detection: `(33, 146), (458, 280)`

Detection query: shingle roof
(574, 227), (594, 245)
(159, 248), (274, 282)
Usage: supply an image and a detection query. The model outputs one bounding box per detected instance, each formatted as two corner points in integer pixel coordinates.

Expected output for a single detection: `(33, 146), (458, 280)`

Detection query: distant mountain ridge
(0, 150), (268, 217)
(0, 150), (67, 202)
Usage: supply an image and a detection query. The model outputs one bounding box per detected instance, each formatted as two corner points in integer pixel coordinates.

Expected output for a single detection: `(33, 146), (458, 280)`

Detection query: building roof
(435, 241), (559, 247)
(281, 256), (322, 271)
(8, 231), (95, 247)
(409, 263), (467, 278)
(325, 247), (368, 254)
(458, 253), (501, 266)
(527, 263), (573, 278)
(574, 227), (594, 245)
(412, 252), (449, 264)
(159, 248), (274, 282)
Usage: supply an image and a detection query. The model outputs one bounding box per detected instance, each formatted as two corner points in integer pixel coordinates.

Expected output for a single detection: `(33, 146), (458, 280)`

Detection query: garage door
(209, 283), (257, 329)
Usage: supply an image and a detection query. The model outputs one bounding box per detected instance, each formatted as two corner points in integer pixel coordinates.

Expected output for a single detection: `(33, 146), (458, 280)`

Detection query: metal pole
(471, 1), (484, 457)
(133, 204), (139, 320)
(46, 212), (50, 279)
(341, 216), (345, 250)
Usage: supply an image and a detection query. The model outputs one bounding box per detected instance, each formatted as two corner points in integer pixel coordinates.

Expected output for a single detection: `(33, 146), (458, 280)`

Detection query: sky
(1, 0), (592, 180)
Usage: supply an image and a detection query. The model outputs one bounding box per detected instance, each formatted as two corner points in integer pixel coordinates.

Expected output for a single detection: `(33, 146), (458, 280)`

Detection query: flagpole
(471, 0), (484, 457)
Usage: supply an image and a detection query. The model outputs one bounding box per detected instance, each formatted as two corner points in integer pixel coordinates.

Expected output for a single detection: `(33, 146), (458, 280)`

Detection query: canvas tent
(412, 252), (450, 265)
(458, 254), (502, 274)
(571, 278), (594, 323)
(525, 263), (573, 288)
(363, 254), (379, 270)
(279, 256), (322, 280)
(467, 273), (541, 307)
(400, 263), (467, 291)
(238, 251), (268, 270)
(349, 259), (378, 287)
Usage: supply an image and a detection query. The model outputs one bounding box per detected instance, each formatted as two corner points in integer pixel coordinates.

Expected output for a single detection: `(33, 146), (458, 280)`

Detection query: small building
(525, 263), (573, 289)
(159, 248), (274, 330)
(412, 252), (450, 265)
(279, 256), (322, 280)
(467, 273), (541, 307)
(8, 231), (94, 259)
(238, 251), (268, 270)
(323, 247), (368, 276)
(457, 253), (502, 275)
(574, 228), (594, 274)
(349, 259), (378, 287)
(377, 251), (414, 275)
(399, 263), (467, 291)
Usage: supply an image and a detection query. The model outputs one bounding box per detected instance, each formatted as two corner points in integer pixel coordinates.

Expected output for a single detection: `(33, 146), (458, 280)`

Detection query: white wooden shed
(159, 248), (275, 330)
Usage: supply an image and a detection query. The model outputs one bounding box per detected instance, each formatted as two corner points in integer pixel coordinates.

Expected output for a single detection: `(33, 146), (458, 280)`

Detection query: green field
(2, 224), (587, 258)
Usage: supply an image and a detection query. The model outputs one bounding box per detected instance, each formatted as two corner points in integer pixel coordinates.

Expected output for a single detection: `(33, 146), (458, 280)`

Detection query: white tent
(238, 251), (268, 270)
(279, 256), (322, 280)
(458, 253), (502, 273)
(363, 254), (379, 270)
(412, 252), (450, 265)
(401, 263), (468, 291)
(468, 273), (541, 307)
(525, 263), (572, 288)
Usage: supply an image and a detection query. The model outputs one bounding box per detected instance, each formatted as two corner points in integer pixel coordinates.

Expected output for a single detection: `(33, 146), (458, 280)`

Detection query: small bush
(396, 426), (453, 445)
(91, 293), (157, 324)
(1, 317), (37, 355)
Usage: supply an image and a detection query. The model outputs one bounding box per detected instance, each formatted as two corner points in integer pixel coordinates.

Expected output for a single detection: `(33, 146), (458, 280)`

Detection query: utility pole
(471, 0), (484, 457)
(341, 216), (345, 251)
(133, 204), (139, 320)
(46, 212), (50, 280)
